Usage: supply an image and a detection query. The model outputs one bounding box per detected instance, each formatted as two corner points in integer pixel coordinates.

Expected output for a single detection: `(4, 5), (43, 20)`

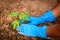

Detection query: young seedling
(12, 20), (20, 29)
(8, 11), (18, 17)
(18, 11), (29, 23)
(7, 11), (29, 29)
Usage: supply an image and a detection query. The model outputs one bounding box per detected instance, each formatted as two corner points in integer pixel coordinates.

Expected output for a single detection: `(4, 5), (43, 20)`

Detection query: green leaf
(8, 11), (18, 17)
(18, 11), (29, 21)
(12, 20), (20, 29)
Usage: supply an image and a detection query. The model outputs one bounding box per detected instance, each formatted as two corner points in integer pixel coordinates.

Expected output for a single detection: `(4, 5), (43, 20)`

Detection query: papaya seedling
(7, 11), (29, 29)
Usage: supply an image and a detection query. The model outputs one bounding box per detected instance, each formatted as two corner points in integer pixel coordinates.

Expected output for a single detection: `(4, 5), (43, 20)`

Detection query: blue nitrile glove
(29, 10), (56, 25)
(16, 24), (48, 39)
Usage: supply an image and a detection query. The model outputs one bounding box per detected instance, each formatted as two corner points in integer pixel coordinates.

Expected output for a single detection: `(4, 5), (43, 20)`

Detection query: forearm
(47, 24), (60, 37)
(52, 2), (60, 17)
(46, 3), (60, 38)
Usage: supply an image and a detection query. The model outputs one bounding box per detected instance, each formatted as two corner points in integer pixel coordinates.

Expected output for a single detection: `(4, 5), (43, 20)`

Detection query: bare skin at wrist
(47, 24), (60, 37)
(52, 3), (60, 17)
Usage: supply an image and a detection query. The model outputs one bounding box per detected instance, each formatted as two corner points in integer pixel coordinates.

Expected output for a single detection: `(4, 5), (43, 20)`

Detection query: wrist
(52, 3), (60, 17)
(46, 24), (60, 37)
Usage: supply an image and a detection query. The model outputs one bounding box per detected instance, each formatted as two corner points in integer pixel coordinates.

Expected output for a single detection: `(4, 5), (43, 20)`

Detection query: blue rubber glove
(16, 24), (48, 39)
(29, 10), (56, 25)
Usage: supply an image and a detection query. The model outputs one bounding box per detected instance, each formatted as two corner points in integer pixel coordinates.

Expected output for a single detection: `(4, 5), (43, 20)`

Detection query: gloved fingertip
(16, 27), (20, 31)
(16, 26), (19, 30)
(18, 32), (25, 35)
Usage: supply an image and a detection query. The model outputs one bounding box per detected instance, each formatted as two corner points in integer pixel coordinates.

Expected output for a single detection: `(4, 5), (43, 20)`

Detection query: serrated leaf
(8, 11), (18, 17)
(12, 20), (20, 29)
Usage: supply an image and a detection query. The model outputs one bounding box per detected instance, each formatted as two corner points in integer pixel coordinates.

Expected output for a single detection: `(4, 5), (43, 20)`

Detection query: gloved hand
(22, 10), (56, 25)
(16, 24), (48, 38)
(29, 10), (56, 25)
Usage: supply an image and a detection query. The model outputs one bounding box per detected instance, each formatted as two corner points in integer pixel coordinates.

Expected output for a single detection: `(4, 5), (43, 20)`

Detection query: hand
(16, 24), (48, 38)
(29, 10), (56, 25)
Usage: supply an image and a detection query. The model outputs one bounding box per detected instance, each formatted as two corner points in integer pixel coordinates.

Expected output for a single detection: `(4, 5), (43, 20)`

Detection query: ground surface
(0, 0), (60, 40)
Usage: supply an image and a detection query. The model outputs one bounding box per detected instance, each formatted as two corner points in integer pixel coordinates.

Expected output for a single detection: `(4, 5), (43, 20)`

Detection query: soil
(0, 0), (60, 40)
